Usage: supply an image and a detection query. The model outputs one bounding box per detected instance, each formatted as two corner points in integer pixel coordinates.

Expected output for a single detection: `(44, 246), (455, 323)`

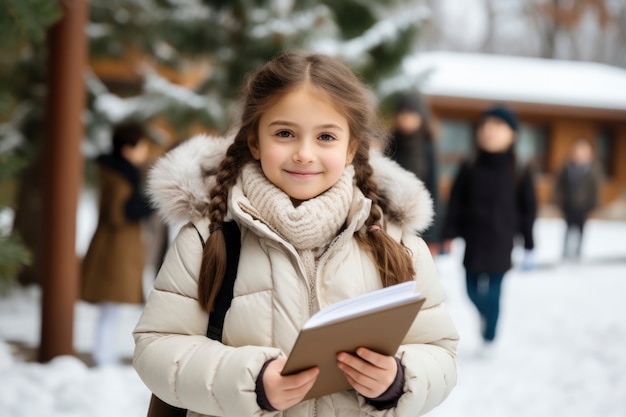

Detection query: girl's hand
(336, 347), (397, 399)
(262, 358), (319, 410)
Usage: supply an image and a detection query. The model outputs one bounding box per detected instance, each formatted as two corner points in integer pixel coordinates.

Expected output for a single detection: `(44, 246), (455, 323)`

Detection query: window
(516, 124), (549, 173)
(438, 119), (473, 177)
(596, 127), (616, 178)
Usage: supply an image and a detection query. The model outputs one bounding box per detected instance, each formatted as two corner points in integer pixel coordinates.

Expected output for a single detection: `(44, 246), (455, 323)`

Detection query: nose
(293, 138), (315, 163)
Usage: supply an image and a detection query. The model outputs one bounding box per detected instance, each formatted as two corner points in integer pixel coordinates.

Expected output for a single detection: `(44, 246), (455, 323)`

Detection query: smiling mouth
(285, 170), (320, 178)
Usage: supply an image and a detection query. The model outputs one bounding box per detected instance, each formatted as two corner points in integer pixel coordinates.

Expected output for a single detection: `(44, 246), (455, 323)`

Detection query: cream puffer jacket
(133, 135), (459, 417)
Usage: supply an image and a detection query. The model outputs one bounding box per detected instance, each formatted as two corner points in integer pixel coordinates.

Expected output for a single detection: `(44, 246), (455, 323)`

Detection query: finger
(283, 367), (319, 392)
(341, 367), (378, 398)
(268, 360), (318, 389)
(264, 367), (319, 410)
(337, 352), (397, 396)
(337, 352), (373, 376)
(337, 357), (377, 386)
(278, 375), (319, 409)
(354, 347), (389, 368)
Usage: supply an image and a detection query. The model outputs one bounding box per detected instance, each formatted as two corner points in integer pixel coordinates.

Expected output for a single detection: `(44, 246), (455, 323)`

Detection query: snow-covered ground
(1, 217), (625, 417)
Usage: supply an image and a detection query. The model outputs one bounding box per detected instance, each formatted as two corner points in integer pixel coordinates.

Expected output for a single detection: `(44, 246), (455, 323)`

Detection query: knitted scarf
(241, 163), (354, 251)
(240, 163), (355, 309)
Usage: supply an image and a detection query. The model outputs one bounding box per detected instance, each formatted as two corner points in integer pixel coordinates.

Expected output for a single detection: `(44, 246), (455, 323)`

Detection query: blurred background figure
(552, 138), (604, 261)
(80, 123), (153, 366)
(386, 91), (442, 256)
(442, 104), (537, 351)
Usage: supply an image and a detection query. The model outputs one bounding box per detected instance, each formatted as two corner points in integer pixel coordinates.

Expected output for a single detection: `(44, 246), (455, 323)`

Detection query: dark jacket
(81, 154), (153, 304)
(553, 161), (603, 217)
(442, 151), (537, 273)
(388, 130), (441, 243)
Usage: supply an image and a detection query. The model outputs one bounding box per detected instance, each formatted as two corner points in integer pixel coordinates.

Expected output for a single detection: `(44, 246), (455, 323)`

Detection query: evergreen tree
(0, 0), (61, 289)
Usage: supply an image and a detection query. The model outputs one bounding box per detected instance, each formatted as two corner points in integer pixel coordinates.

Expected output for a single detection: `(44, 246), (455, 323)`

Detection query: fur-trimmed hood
(147, 134), (433, 233)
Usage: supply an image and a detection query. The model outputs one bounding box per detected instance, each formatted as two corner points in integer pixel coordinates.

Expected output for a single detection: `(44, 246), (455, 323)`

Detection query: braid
(198, 138), (252, 312)
(354, 150), (415, 287)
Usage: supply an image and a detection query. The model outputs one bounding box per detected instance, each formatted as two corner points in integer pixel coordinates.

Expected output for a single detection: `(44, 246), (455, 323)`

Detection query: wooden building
(395, 51), (626, 213)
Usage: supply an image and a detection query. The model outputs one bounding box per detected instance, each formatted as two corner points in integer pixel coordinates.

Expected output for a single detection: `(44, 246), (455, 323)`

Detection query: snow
(250, 5), (332, 39)
(1, 216), (625, 416)
(380, 51), (626, 110)
(314, 4), (430, 63)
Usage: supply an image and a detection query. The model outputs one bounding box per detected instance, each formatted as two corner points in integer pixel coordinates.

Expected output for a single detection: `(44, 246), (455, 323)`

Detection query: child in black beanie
(442, 104), (537, 353)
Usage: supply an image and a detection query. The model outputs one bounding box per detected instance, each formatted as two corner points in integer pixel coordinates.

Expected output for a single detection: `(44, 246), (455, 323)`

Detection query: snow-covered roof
(389, 51), (626, 111)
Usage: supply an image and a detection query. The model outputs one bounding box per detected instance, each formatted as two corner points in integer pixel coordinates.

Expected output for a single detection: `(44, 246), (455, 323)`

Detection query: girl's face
(249, 84), (356, 202)
(476, 117), (515, 153)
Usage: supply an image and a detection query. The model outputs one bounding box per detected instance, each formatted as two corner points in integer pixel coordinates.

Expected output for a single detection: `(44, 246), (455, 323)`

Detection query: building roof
(394, 51), (626, 112)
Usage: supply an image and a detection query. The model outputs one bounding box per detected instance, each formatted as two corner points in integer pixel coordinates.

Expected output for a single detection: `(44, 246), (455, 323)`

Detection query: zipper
(309, 230), (351, 417)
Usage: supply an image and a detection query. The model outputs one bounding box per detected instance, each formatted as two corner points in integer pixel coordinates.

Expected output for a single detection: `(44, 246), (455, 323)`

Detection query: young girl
(133, 52), (458, 416)
(442, 105), (537, 349)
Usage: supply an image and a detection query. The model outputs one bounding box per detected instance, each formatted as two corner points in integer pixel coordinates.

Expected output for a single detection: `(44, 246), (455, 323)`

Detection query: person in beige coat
(134, 52), (458, 416)
(82, 123), (153, 365)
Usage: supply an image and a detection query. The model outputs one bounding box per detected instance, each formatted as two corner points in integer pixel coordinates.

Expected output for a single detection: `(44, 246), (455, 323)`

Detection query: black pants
(564, 208), (588, 259)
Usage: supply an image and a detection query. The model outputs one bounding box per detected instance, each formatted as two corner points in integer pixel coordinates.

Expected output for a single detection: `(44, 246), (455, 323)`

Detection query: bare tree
(519, 0), (624, 64)
(417, 0), (626, 68)
(481, 0), (497, 53)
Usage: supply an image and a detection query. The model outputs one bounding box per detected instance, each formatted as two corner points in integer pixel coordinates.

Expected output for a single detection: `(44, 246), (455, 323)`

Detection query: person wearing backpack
(133, 52), (458, 416)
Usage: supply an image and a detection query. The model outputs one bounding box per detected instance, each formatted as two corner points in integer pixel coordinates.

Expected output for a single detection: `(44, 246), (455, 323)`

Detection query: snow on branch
(90, 68), (222, 125)
(249, 5), (333, 39)
(313, 4), (430, 61)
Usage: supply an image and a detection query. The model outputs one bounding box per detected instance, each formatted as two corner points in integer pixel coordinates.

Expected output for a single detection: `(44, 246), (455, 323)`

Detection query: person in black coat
(386, 91), (442, 255)
(442, 105), (537, 347)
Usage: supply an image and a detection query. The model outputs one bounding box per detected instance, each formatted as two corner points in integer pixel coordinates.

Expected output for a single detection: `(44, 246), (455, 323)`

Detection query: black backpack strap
(147, 221), (240, 417)
(206, 221), (241, 342)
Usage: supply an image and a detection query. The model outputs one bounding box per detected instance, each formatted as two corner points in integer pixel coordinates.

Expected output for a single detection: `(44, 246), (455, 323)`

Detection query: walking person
(442, 104), (537, 351)
(552, 138), (603, 260)
(133, 52), (458, 416)
(81, 122), (153, 366)
(386, 91), (443, 256)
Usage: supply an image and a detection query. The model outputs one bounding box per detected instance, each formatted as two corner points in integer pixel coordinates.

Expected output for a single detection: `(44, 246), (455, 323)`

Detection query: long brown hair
(198, 51), (415, 312)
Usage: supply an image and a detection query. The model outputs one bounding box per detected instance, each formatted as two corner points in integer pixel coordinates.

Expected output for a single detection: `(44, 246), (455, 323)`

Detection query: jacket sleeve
(551, 167), (566, 207)
(133, 221), (283, 417)
(361, 232), (458, 416)
(517, 167), (537, 250)
(441, 161), (470, 240)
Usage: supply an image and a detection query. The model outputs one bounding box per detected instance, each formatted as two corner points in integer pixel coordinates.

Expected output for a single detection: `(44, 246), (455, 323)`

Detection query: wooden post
(39, 0), (89, 363)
